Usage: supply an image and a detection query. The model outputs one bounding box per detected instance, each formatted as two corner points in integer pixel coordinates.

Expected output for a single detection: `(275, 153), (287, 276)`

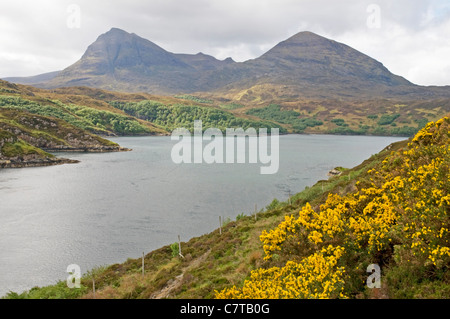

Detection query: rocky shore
(0, 125), (131, 168)
(0, 157), (79, 168)
(0, 147), (131, 168)
(0, 109), (134, 169)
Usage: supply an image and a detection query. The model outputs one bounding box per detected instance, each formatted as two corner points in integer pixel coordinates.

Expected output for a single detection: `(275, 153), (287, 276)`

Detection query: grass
(2, 80), (448, 138)
(0, 109), (121, 152)
(1, 140), (53, 158)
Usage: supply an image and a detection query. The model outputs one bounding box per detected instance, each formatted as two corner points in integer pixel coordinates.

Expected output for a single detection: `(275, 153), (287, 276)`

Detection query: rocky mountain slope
(7, 28), (450, 100)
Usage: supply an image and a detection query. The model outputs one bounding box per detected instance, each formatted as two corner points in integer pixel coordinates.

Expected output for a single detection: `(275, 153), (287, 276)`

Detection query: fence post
(142, 252), (145, 278)
(219, 216), (222, 235)
(178, 235), (184, 258)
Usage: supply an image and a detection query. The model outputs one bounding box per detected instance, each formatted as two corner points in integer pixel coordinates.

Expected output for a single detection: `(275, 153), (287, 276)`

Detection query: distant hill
(3, 71), (60, 86)
(6, 28), (450, 100)
(1, 79), (449, 138)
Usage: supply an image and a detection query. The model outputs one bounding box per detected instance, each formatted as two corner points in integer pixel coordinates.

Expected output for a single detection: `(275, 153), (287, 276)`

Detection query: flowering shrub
(216, 117), (449, 299)
(215, 245), (346, 299)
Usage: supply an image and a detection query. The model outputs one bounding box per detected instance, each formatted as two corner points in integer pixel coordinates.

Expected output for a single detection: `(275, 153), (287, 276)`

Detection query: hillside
(0, 80), (141, 167)
(0, 107), (129, 168)
(1, 79), (448, 138)
(5, 28), (450, 100)
(0, 128), (76, 168)
(0, 79), (287, 167)
(4, 115), (448, 299)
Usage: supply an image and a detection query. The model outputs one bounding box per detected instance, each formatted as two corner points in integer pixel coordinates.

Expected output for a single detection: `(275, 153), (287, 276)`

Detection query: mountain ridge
(4, 28), (450, 100)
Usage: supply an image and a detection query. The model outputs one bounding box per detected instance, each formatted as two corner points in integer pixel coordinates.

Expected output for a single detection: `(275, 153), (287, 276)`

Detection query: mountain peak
(106, 27), (129, 34)
(110, 27), (127, 32)
(267, 31), (339, 53)
(80, 28), (174, 68)
(40, 29), (420, 97)
(99, 27), (134, 41)
(287, 30), (327, 40)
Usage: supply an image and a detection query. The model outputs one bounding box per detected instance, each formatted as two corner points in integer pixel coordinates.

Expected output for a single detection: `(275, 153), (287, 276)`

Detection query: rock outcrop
(0, 111), (129, 168)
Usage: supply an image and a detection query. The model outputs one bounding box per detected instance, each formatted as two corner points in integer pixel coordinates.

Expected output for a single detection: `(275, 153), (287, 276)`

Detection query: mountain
(5, 28), (450, 100)
(221, 31), (414, 97)
(42, 28), (234, 93)
(3, 71), (60, 86)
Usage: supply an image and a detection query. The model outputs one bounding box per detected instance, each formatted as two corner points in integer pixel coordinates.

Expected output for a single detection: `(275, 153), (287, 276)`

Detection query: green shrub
(170, 242), (180, 258)
(377, 114), (400, 125)
(265, 198), (281, 211)
(0, 95), (150, 135)
(331, 118), (348, 127)
(246, 104), (322, 133)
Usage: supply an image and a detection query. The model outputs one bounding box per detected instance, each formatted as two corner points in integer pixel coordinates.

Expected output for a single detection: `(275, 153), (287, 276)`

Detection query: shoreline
(0, 146), (131, 169)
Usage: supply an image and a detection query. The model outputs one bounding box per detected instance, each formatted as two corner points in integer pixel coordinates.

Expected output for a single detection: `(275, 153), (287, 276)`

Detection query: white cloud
(1, 0), (449, 85)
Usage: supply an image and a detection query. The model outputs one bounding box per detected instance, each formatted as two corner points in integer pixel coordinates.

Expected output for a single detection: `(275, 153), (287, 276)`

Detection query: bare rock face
(20, 28), (448, 99)
(328, 169), (342, 177)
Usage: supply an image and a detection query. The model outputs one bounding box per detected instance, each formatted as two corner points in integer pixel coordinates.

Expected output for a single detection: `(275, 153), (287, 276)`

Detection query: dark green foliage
(372, 126), (389, 135)
(247, 104), (300, 124)
(174, 95), (213, 104)
(328, 127), (366, 135)
(377, 114), (400, 125)
(110, 100), (286, 133)
(0, 95), (150, 135)
(63, 104), (150, 135)
(0, 95), (94, 131)
(246, 104), (322, 133)
(414, 118), (429, 129)
(219, 103), (245, 110)
(331, 118), (348, 127)
(390, 126), (419, 136)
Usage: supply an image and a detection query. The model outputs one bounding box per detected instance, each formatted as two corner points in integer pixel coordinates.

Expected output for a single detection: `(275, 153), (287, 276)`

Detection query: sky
(1, 0), (450, 86)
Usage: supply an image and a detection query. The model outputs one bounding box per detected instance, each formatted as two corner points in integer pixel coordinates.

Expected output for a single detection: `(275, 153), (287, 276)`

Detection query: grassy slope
(0, 109), (124, 155)
(0, 129), (53, 159)
(3, 79), (449, 138)
(0, 80), (165, 136)
(199, 86), (450, 136)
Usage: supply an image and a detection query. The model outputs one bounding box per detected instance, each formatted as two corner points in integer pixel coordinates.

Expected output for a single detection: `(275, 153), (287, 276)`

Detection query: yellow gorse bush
(215, 245), (346, 299)
(216, 117), (449, 299)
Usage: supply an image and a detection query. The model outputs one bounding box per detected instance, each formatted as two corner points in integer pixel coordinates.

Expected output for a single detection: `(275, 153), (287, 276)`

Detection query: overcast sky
(1, 0), (450, 86)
